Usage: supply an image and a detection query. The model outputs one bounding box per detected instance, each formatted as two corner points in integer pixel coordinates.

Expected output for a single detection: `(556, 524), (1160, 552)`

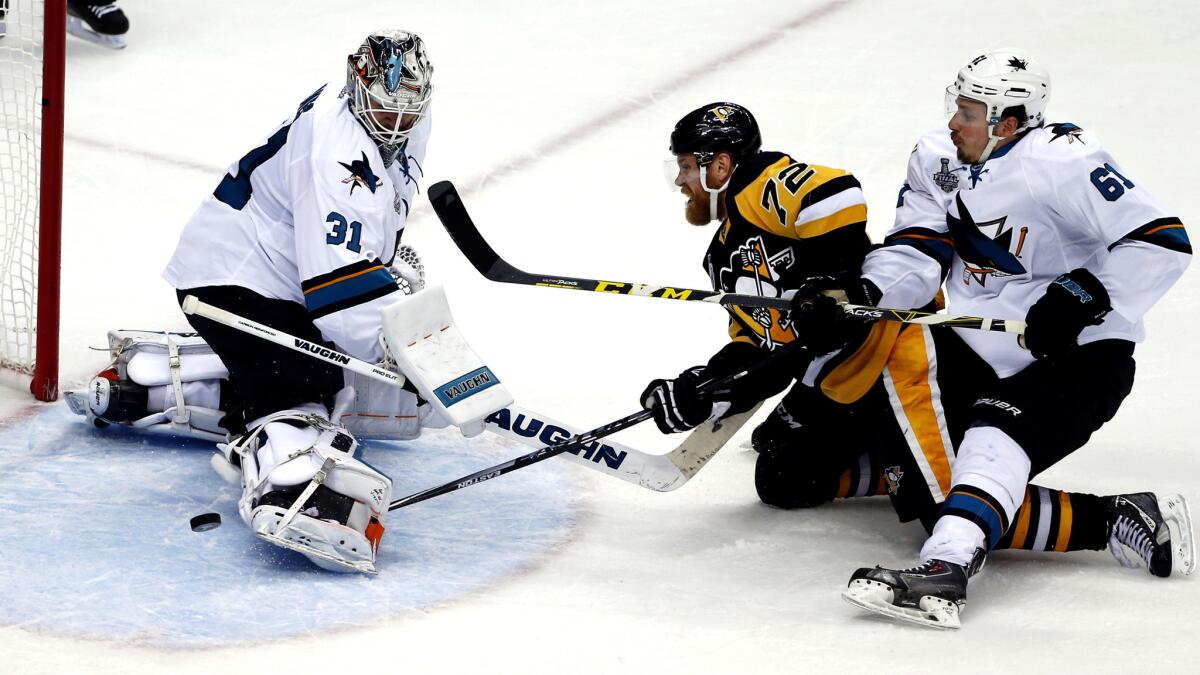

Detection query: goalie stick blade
(485, 404), (758, 492)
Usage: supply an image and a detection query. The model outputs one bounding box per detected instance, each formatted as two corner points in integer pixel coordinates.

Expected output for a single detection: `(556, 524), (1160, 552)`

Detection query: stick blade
(429, 181), (512, 279)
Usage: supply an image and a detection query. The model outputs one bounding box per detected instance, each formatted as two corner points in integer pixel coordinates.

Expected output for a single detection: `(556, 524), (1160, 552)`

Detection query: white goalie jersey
(162, 82), (431, 362)
(863, 124), (1190, 376)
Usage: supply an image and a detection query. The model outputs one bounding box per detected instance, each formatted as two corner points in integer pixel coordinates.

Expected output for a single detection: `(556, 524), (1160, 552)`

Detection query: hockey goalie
(65, 30), (511, 575)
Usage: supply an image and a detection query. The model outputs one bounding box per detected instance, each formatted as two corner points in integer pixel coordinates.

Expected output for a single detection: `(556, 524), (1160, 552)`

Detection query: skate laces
(92, 4), (120, 17)
(900, 560), (945, 574)
(1109, 515), (1155, 569)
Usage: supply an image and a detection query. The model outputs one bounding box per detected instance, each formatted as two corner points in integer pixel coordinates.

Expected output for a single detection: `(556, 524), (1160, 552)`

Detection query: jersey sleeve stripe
(880, 227), (955, 274)
(799, 173), (861, 212)
(302, 261), (399, 319)
(793, 186), (866, 227)
(302, 259), (384, 292)
(1110, 217), (1191, 255)
(793, 204), (868, 240)
(303, 262), (388, 294)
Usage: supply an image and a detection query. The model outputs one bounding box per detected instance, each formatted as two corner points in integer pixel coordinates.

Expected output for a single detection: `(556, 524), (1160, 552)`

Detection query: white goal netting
(0, 0), (48, 380)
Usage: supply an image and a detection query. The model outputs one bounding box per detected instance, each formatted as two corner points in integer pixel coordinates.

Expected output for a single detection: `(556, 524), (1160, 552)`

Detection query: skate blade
(1159, 494), (1196, 576)
(66, 18), (127, 49)
(256, 531), (377, 575)
(842, 579), (961, 630)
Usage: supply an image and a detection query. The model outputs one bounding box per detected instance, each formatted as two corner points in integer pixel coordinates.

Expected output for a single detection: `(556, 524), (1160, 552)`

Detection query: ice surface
(0, 406), (579, 648)
(2, 0), (1199, 672)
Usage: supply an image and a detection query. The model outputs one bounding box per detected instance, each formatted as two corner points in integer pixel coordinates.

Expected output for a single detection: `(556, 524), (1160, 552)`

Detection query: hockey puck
(190, 512), (222, 532)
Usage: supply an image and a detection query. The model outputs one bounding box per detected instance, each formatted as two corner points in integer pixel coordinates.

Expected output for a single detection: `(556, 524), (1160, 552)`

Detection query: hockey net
(0, 0), (63, 401)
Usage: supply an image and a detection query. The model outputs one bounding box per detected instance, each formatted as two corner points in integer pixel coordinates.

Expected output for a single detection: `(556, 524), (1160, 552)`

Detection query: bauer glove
(1022, 268), (1112, 360)
(641, 366), (724, 434)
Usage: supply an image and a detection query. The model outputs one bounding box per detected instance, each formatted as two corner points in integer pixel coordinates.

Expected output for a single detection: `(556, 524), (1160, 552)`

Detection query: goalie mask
(347, 30), (434, 147)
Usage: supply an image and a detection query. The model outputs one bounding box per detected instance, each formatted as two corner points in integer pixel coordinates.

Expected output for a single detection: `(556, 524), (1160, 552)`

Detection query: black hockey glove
(640, 366), (716, 434)
(1023, 268), (1112, 360)
(703, 341), (795, 413)
(790, 275), (881, 355)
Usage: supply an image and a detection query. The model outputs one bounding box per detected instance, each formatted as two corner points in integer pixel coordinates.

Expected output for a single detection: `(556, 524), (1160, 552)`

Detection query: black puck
(190, 512), (222, 532)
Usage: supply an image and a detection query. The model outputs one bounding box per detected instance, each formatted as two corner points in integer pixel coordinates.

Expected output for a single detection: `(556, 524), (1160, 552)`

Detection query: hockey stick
(179, 295), (406, 386)
(428, 180), (1026, 337)
(386, 342), (798, 511)
(487, 402), (759, 492)
(182, 295), (763, 495)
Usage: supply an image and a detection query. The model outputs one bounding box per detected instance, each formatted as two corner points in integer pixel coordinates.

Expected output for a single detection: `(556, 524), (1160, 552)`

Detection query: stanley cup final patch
(435, 367), (500, 407)
(933, 158), (959, 193)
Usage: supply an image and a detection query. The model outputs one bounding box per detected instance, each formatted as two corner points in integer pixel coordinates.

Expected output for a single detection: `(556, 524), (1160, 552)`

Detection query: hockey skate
(1105, 492), (1195, 577)
(67, 0), (128, 49)
(841, 549), (985, 630)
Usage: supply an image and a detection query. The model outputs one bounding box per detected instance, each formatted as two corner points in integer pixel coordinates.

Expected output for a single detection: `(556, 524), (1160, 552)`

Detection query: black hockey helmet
(669, 103), (761, 166)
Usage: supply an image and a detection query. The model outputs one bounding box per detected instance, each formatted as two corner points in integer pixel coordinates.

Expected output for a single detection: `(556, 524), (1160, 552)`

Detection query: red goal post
(1, 0), (63, 401)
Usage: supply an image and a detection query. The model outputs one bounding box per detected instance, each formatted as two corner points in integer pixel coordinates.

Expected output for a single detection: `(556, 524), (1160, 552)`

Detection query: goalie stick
(428, 181), (1026, 337)
(182, 295), (766, 497)
(384, 346), (788, 511)
(488, 402), (759, 492)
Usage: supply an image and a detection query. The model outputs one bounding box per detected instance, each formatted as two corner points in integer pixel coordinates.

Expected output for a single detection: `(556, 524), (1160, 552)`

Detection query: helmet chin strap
(975, 122), (1012, 164)
(699, 164), (732, 222)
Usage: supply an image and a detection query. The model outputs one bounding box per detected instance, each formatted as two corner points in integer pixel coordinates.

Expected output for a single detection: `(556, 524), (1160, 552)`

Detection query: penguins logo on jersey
(339, 152), (380, 195)
(717, 236), (797, 348)
(933, 158), (959, 193)
(883, 465), (904, 496)
(949, 193), (1028, 287)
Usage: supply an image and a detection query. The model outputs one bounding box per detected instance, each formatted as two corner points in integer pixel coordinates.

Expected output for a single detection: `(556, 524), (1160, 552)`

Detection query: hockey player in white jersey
(66, 31), (448, 574)
(790, 48), (1192, 628)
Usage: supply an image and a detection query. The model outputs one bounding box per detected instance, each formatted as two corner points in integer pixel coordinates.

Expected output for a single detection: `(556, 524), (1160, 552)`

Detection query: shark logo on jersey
(1047, 122), (1086, 145)
(933, 158), (959, 193)
(715, 236), (797, 349)
(339, 152), (379, 195)
(949, 193), (1028, 287)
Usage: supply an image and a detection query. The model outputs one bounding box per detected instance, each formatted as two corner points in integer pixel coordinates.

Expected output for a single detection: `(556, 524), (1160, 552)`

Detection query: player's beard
(684, 190), (722, 225)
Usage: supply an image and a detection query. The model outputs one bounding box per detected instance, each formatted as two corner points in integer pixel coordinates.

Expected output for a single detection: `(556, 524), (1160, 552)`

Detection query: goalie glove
(391, 244), (425, 295)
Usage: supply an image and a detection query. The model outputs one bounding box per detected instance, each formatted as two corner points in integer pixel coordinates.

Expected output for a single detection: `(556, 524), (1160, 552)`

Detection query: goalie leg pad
(338, 366), (422, 440)
(64, 330), (230, 440)
(226, 407), (392, 574)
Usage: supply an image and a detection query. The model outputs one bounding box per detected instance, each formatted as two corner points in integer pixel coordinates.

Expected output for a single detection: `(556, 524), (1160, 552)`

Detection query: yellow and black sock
(995, 487), (1107, 552)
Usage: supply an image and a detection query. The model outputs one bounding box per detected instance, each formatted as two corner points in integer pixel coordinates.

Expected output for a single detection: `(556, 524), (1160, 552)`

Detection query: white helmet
(346, 30), (433, 147)
(945, 48), (1050, 162)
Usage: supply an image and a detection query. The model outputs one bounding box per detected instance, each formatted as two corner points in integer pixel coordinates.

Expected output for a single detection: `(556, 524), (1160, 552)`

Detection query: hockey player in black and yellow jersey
(641, 103), (1191, 623)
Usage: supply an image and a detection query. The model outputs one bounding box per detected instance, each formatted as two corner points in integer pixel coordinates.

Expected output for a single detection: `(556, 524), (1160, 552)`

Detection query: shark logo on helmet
(368, 34), (422, 95)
